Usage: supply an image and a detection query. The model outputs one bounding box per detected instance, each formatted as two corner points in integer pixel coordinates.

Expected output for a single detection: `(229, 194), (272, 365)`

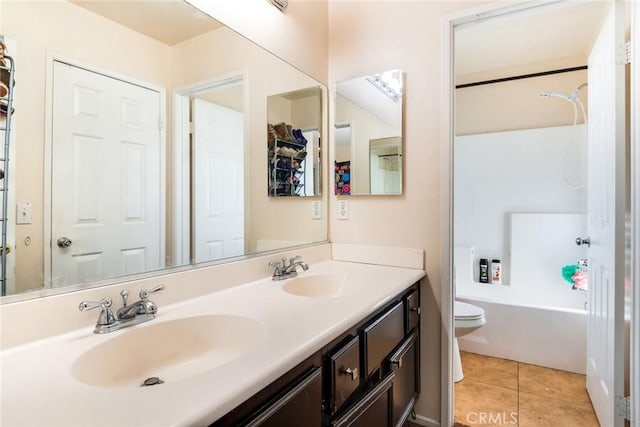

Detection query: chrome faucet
(269, 256), (309, 281)
(79, 284), (165, 334)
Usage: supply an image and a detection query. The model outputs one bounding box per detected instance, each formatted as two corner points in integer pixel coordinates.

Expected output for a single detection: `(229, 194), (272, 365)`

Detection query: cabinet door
(388, 332), (419, 427)
(245, 367), (322, 427)
(328, 336), (361, 414)
(361, 301), (404, 377)
(330, 372), (394, 427)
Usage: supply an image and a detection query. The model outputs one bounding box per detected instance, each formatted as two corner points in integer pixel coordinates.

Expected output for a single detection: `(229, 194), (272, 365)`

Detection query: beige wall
(456, 67), (588, 135)
(329, 1), (490, 422)
(2, 1), (173, 293)
(186, 0), (328, 85)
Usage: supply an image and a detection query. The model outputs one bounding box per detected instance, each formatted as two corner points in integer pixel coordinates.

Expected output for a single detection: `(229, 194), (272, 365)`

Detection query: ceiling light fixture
(366, 71), (402, 103)
(267, 0), (288, 12)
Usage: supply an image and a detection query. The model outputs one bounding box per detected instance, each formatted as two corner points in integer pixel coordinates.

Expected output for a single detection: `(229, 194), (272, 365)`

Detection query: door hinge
(158, 118), (166, 132)
(617, 42), (631, 65)
(615, 395), (630, 420)
(189, 121), (194, 135)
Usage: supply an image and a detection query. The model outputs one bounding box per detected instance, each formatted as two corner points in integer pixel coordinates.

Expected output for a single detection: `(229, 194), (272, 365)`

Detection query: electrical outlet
(337, 200), (349, 220)
(16, 202), (32, 224)
(311, 201), (322, 219)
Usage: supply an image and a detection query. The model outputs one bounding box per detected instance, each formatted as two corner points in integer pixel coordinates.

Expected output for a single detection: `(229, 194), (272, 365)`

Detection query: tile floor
(454, 351), (600, 427)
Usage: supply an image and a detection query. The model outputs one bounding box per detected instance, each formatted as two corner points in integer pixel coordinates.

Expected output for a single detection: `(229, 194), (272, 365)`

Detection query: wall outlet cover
(338, 200), (349, 220)
(311, 200), (322, 220)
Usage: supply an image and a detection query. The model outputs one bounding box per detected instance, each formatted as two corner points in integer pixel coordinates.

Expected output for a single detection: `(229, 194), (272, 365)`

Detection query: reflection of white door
(192, 98), (244, 263)
(51, 62), (162, 287)
(585, 3), (625, 426)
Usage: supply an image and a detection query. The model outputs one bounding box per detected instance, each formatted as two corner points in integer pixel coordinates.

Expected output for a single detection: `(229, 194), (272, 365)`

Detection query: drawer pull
(411, 307), (421, 315)
(341, 367), (358, 381)
(391, 358), (403, 369)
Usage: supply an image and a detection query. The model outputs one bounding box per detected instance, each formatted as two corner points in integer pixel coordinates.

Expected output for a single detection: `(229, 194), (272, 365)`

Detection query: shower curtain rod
(455, 65), (587, 89)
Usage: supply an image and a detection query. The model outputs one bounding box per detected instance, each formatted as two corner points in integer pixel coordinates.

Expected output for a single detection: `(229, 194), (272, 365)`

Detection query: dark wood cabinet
(212, 282), (421, 427)
(329, 373), (395, 427)
(388, 332), (419, 427)
(245, 367), (323, 427)
(361, 301), (405, 378)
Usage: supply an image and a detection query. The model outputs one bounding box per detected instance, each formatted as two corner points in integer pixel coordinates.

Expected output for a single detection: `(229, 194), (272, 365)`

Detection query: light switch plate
(311, 200), (322, 219)
(337, 200), (349, 220)
(16, 202), (32, 224)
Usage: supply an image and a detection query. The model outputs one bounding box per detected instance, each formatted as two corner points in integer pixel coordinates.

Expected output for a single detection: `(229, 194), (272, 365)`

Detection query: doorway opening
(172, 72), (247, 266)
(444, 1), (631, 426)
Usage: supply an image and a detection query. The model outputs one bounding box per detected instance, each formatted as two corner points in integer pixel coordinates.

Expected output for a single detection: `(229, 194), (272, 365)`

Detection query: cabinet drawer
(329, 372), (394, 427)
(361, 301), (404, 377)
(245, 367), (322, 427)
(328, 336), (361, 414)
(405, 290), (420, 334)
(388, 332), (419, 427)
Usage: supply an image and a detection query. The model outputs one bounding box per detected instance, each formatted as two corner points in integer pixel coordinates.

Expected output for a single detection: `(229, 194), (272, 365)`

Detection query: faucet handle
(120, 289), (129, 307)
(268, 259), (283, 269)
(140, 284), (165, 300)
(289, 255), (301, 264)
(79, 297), (112, 311)
(79, 297), (116, 326)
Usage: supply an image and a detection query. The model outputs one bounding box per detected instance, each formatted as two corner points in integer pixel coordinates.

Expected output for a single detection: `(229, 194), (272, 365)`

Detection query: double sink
(71, 273), (353, 389)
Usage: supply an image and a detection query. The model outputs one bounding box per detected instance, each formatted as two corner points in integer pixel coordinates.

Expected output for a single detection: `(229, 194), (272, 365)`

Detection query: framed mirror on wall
(334, 70), (403, 196)
(0, 0), (327, 300)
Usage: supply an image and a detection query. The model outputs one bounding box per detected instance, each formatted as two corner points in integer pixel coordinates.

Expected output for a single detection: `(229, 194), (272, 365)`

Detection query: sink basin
(72, 315), (266, 388)
(282, 274), (360, 297)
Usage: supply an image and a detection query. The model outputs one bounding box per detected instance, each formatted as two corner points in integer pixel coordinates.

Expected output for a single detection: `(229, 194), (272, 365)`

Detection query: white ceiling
(70, 0), (223, 46)
(455, 1), (609, 82)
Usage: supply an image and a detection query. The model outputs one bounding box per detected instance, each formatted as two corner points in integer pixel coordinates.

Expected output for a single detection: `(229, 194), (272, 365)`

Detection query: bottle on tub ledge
(479, 258), (489, 283)
(491, 259), (502, 285)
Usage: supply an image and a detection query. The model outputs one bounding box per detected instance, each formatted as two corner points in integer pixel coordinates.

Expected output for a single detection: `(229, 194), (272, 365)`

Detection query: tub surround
(1, 246), (425, 426)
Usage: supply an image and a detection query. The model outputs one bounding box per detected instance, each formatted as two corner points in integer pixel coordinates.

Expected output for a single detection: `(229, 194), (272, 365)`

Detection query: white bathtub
(457, 288), (587, 374)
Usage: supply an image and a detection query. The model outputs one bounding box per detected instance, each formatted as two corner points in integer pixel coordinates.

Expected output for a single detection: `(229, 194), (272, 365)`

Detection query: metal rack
(268, 138), (306, 197)
(1, 48), (15, 296)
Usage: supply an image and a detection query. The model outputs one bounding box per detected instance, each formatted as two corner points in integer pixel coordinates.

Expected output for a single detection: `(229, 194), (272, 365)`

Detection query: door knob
(57, 237), (72, 248)
(575, 237), (590, 247)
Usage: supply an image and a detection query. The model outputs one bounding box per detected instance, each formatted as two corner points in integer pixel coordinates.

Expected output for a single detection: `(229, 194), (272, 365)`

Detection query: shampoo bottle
(491, 259), (502, 284)
(479, 258), (489, 283)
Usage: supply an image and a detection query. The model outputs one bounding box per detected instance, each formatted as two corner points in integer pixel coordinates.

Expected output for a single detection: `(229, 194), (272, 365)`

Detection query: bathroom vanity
(0, 260), (424, 427)
(213, 282), (420, 427)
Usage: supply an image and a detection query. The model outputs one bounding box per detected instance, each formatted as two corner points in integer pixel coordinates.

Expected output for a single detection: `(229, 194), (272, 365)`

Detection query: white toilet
(453, 300), (486, 382)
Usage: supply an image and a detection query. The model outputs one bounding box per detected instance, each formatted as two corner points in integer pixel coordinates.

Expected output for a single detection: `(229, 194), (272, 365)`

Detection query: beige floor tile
(455, 379), (518, 427)
(519, 391), (599, 427)
(460, 351), (518, 390)
(519, 363), (591, 406)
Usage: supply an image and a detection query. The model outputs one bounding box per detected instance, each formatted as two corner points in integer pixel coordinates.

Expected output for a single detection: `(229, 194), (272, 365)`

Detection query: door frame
(632, 0), (639, 423)
(441, 1), (636, 426)
(43, 52), (166, 288)
(172, 70), (248, 266)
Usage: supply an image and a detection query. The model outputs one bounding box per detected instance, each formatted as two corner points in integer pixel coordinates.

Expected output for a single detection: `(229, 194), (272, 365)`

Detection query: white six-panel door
(585, 2), (626, 426)
(51, 61), (162, 287)
(192, 98), (244, 263)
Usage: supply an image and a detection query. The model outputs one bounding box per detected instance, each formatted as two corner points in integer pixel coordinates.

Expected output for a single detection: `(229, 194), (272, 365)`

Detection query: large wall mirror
(0, 0), (327, 299)
(334, 70), (403, 196)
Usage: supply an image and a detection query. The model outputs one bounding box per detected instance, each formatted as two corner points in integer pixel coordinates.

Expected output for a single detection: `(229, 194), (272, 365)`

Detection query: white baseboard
(413, 413), (440, 427)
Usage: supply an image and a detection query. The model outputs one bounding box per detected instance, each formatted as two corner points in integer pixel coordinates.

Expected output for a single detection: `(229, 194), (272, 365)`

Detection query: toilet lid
(455, 301), (485, 320)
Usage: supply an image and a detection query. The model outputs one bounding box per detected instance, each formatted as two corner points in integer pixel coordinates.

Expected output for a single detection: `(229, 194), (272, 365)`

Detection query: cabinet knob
(341, 367), (358, 381)
(391, 358), (403, 369)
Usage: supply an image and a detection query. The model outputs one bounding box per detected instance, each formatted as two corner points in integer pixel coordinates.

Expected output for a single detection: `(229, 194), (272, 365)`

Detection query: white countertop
(0, 261), (424, 426)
